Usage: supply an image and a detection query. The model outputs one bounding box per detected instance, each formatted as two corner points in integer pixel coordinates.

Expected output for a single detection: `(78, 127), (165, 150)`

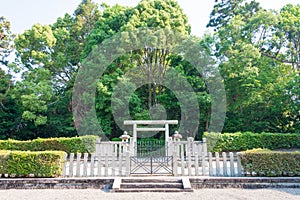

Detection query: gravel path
(0, 188), (299, 200)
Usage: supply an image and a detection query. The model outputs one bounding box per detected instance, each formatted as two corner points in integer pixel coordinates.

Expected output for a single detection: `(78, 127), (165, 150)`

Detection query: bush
(204, 132), (300, 152)
(0, 150), (66, 177)
(0, 135), (99, 154)
(240, 149), (300, 176)
(111, 137), (122, 141)
(0, 151), (9, 174)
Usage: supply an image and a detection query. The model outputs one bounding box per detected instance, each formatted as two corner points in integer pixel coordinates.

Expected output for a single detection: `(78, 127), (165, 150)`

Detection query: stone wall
(189, 177), (300, 189)
(0, 178), (114, 190)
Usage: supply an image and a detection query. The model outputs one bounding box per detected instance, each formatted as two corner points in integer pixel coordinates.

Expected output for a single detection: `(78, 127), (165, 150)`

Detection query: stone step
(113, 188), (193, 193)
(112, 177), (193, 193)
(121, 182), (183, 189)
(121, 178), (182, 183)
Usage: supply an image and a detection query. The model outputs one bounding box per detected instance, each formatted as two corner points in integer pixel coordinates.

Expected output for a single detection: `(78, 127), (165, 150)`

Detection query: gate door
(130, 140), (173, 175)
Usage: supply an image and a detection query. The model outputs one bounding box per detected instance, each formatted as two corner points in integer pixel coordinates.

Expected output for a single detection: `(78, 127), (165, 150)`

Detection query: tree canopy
(0, 0), (299, 140)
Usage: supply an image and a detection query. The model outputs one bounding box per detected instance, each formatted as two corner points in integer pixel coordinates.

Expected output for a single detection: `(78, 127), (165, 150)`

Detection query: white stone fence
(62, 151), (243, 177)
(167, 137), (207, 158)
(95, 137), (207, 157)
(62, 137), (243, 177)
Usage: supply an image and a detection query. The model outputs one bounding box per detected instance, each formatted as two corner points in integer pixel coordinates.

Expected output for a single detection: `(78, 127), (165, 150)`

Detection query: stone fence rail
(62, 151), (242, 177)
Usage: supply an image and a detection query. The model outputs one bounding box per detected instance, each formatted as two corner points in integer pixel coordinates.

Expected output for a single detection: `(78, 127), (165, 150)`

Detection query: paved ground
(0, 188), (299, 200)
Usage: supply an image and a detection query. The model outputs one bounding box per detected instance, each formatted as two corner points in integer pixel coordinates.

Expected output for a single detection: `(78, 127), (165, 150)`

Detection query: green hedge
(240, 149), (300, 177)
(204, 132), (300, 152)
(0, 150), (66, 177)
(0, 135), (99, 154)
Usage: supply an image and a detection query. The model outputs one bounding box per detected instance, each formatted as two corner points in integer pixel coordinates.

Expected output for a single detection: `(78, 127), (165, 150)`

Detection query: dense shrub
(111, 137), (122, 141)
(0, 151), (8, 174)
(204, 132), (300, 152)
(0, 150), (66, 177)
(0, 135), (99, 154)
(240, 149), (300, 177)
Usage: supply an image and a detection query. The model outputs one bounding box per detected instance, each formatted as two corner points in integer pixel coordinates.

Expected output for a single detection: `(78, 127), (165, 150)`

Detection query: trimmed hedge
(240, 149), (300, 177)
(0, 150), (66, 177)
(204, 132), (300, 152)
(0, 135), (99, 154)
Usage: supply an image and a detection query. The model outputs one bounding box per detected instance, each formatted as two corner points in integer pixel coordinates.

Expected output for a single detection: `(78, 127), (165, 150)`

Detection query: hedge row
(0, 135), (99, 154)
(204, 132), (300, 152)
(0, 150), (66, 177)
(240, 149), (300, 177)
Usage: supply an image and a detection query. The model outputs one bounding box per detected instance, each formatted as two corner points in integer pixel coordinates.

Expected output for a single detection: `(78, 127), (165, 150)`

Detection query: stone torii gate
(123, 120), (178, 156)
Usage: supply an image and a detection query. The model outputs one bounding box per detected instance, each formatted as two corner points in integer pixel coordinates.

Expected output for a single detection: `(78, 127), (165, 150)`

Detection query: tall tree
(258, 4), (300, 70)
(0, 16), (14, 66)
(123, 0), (191, 108)
(208, 1), (299, 132)
(13, 0), (103, 138)
(207, 0), (260, 30)
(0, 69), (22, 139)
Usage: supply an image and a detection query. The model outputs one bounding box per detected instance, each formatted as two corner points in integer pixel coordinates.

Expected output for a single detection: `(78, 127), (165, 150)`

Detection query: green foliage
(260, 4), (300, 70)
(111, 137), (122, 141)
(0, 16), (15, 65)
(208, 1), (300, 133)
(0, 69), (22, 139)
(207, 0), (261, 30)
(123, 0), (190, 35)
(1, 0), (299, 140)
(0, 151), (9, 174)
(204, 132), (300, 152)
(0, 150), (66, 177)
(0, 135), (98, 154)
(240, 149), (300, 176)
(10, 0), (103, 139)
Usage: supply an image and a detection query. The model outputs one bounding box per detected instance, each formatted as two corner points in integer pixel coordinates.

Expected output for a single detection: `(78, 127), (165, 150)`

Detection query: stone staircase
(112, 177), (193, 192)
